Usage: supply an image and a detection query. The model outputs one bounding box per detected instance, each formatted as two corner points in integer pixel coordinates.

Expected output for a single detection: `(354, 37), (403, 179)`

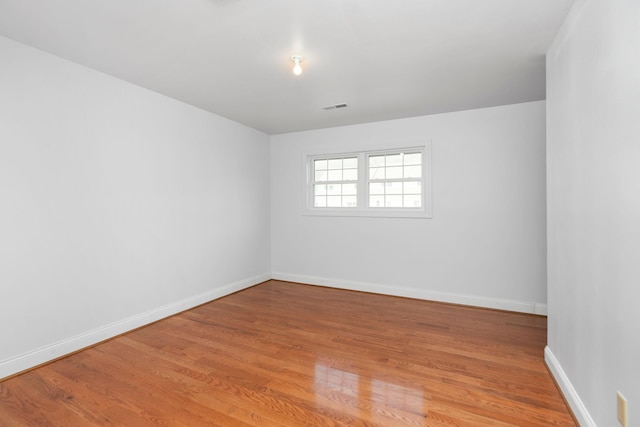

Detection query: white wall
(0, 36), (271, 378)
(546, 0), (640, 425)
(271, 101), (547, 314)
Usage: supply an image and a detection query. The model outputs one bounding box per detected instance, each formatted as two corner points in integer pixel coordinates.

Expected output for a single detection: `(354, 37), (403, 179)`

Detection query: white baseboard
(271, 272), (547, 315)
(545, 346), (596, 427)
(0, 273), (270, 380)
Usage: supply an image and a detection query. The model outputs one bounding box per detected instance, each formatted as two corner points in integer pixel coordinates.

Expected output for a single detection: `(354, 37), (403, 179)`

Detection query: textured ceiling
(0, 0), (574, 134)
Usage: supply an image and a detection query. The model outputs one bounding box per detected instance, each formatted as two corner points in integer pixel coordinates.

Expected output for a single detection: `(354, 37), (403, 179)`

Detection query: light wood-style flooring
(0, 280), (576, 426)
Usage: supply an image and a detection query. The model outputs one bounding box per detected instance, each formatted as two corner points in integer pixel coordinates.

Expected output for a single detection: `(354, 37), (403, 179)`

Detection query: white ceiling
(0, 0), (574, 135)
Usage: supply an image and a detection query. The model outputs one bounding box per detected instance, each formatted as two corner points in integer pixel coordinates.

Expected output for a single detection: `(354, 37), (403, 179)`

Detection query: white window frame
(303, 144), (432, 219)
(308, 154), (360, 209)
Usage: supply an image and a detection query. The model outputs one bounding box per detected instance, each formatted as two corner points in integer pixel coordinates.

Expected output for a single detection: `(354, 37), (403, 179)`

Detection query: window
(305, 145), (432, 218)
(312, 156), (358, 208)
(368, 151), (422, 208)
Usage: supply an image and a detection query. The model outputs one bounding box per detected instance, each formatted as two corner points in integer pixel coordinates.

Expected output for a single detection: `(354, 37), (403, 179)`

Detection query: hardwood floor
(0, 280), (576, 426)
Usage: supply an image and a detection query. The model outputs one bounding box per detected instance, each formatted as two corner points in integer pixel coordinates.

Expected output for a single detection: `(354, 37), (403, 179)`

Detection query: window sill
(302, 208), (432, 219)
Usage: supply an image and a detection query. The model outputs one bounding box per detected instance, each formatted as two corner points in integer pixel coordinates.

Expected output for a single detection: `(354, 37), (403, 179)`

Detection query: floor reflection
(314, 362), (359, 397)
(314, 360), (425, 423)
(371, 378), (424, 417)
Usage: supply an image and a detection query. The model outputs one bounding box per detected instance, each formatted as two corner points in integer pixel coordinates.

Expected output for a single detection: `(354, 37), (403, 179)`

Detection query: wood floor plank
(0, 280), (576, 426)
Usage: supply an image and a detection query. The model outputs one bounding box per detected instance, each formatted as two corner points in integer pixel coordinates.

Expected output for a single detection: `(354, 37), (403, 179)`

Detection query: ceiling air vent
(322, 103), (348, 111)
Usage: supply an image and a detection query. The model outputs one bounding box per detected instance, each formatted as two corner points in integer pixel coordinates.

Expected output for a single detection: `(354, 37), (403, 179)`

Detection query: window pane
(369, 155), (385, 167)
(386, 154), (402, 166)
(343, 157), (357, 168)
(327, 196), (342, 207)
(343, 169), (358, 181)
(315, 159), (328, 170)
(404, 181), (421, 194)
(343, 196), (357, 207)
(404, 165), (421, 178)
(385, 182), (402, 194)
(369, 195), (384, 207)
(386, 166), (402, 179)
(328, 159), (342, 169)
(370, 167), (385, 180)
(369, 183), (384, 195)
(404, 195), (422, 207)
(343, 183), (357, 195)
(314, 184), (327, 196)
(315, 170), (327, 182)
(404, 153), (421, 165)
(311, 155), (362, 209)
(386, 195), (402, 207)
(327, 184), (341, 195)
(328, 169), (343, 181)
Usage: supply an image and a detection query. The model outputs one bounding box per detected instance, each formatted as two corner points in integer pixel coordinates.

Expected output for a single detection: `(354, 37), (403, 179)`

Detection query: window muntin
(368, 151), (423, 208)
(312, 156), (358, 208)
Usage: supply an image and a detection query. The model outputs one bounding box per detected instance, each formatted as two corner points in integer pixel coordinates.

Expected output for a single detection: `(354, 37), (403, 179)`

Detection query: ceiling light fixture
(290, 56), (303, 76)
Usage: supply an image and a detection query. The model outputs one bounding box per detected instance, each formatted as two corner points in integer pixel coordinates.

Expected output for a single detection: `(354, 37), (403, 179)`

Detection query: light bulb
(291, 56), (303, 76)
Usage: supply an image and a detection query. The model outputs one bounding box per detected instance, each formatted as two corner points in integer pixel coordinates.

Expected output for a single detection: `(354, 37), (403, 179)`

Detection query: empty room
(0, 0), (637, 426)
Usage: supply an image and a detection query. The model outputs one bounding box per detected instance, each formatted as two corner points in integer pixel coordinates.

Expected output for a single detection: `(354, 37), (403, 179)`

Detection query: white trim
(271, 272), (547, 315)
(0, 273), (270, 380)
(545, 346), (596, 427)
(302, 208), (433, 219)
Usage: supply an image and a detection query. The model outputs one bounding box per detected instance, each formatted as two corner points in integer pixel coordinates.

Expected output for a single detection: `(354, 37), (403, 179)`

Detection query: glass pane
(328, 159), (342, 169)
(314, 196), (326, 207)
(369, 155), (385, 167)
(327, 184), (342, 195)
(404, 165), (421, 178)
(328, 169), (343, 181)
(343, 169), (358, 181)
(369, 182), (384, 195)
(386, 166), (402, 179)
(342, 196), (357, 207)
(343, 157), (357, 168)
(386, 154), (402, 166)
(314, 184), (327, 196)
(404, 181), (421, 194)
(369, 167), (385, 180)
(315, 170), (327, 182)
(314, 159), (328, 170)
(404, 153), (421, 165)
(327, 196), (341, 207)
(369, 195), (385, 208)
(386, 195), (402, 207)
(404, 195), (422, 208)
(343, 183), (357, 195)
(385, 182), (402, 195)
